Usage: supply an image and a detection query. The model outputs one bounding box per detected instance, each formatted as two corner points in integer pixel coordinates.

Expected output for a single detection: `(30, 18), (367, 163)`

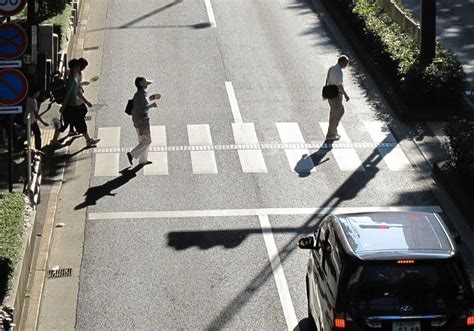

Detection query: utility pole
(27, 0), (36, 25)
(420, 0), (436, 64)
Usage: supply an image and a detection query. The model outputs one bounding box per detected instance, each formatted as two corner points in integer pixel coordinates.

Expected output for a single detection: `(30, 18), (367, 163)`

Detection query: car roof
(332, 212), (456, 260)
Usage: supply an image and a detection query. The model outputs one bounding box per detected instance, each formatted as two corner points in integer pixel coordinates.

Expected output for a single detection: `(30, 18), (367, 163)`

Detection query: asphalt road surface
(74, 0), (443, 329)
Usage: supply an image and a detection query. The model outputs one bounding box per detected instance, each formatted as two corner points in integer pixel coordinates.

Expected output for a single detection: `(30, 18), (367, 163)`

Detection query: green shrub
(444, 117), (474, 191)
(0, 193), (25, 303)
(330, 0), (466, 112)
(44, 3), (72, 48)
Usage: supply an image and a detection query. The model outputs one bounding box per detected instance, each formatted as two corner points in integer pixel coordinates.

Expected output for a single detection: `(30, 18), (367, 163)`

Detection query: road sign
(0, 60), (21, 68)
(0, 68), (28, 106)
(0, 0), (27, 16)
(0, 23), (28, 60)
(0, 105), (22, 114)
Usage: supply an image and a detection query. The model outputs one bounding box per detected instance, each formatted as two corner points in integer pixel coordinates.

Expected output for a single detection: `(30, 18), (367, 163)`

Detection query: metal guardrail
(375, 0), (421, 46)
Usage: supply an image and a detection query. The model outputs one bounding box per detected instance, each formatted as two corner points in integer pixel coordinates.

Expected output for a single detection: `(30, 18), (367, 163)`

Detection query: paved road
(53, 0), (451, 329)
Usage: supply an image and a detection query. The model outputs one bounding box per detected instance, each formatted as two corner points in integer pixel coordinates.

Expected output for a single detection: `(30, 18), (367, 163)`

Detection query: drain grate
(85, 115), (92, 121)
(47, 268), (72, 278)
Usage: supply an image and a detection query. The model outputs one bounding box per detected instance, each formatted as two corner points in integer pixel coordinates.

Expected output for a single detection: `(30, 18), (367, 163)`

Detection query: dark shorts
(61, 105), (87, 134)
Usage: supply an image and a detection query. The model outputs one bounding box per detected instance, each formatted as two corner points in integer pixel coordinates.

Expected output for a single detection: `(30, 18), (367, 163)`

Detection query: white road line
(276, 122), (315, 172)
(145, 126), (169, 175)
(88, 206), (443, 220)
(225, 81), (243, 123)
(232, 123), (267, 173)
(258, 215), (299, 331)
(94, 153), (120, 176)
(364, 121), (412, 171)
(204, 0), (217, 28)
(319, 122), (364, 172)
(97, 127), (120, 148)
(188, 124), (218, 174)
(95, 127), (120, 176)
(144, 152), (169, 175)
(150, 126), (167, 147)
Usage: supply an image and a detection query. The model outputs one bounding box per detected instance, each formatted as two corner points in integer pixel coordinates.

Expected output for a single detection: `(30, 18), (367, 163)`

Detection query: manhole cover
(47, 268), (72, 278)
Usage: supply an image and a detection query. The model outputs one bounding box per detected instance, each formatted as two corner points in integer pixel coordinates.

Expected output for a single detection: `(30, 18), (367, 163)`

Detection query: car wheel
(306, 276), (317, 330)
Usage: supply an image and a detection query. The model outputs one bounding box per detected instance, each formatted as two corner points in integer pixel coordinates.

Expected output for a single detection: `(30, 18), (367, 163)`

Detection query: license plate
(392, 321), (421, 331)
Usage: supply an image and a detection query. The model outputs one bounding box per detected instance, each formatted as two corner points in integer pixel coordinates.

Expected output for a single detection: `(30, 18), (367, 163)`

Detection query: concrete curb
(2, 203), (37, 329)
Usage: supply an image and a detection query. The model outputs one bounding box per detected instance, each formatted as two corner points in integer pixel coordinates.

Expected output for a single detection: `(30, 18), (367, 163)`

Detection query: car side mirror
(452, 233), (463, 245)
(298, 236), (315, 249)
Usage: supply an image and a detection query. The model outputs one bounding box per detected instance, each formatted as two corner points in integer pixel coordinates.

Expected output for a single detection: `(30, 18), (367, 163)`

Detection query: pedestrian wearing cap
(127, 76), (161, 165)
(325, 55), (350, 141)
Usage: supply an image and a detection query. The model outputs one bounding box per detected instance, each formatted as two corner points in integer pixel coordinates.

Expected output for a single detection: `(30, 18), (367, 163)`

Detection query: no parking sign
(0, 0), (27, 16)
(0, 23), (28, 60)
(0, 68), (28, 110)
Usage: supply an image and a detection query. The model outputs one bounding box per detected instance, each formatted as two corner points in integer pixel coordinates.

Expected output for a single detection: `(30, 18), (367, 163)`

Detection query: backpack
(51, 77), (66, 104)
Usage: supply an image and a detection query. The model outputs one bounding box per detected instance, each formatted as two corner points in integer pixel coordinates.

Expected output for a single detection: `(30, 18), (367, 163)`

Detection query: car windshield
(347, 262), (469, 313)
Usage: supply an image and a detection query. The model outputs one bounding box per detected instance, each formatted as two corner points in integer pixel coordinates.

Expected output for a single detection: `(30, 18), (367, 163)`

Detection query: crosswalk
(91, 121), (414, 176)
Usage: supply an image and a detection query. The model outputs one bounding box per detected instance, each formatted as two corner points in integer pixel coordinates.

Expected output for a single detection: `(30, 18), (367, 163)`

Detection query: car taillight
(334, 312), (346, 329)
(467, 309), (474, 325)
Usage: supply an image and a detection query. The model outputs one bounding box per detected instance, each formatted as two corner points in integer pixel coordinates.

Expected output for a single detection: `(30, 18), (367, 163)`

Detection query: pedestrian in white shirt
(23, 86), (49, 150)
(325, 55), (350, 141)
(126, 76), (161, 165)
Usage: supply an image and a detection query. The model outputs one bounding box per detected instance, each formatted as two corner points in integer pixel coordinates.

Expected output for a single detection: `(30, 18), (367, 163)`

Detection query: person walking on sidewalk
(51, 59), (99, 147)
(66, 57), (90, 137)
(126, 76), (161, 165)
(325, 55), (350, 141)
(23, 85), (49, 151)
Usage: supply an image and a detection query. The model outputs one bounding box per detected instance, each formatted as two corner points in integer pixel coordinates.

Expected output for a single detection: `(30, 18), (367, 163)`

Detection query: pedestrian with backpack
(126, 76), (160, 165)
(51, 59), (99, 147)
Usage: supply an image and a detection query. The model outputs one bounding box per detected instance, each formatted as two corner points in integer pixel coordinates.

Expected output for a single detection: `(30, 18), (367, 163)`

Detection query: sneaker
(87, 138), (100, 147)
(127, 152), (133, 165)
(326, 134), (341, 141)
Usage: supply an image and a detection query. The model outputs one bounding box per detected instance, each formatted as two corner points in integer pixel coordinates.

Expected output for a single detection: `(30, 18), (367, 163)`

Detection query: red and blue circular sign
(0, 0), (27, 16)
(0, 23), (28, 60)
(0, 69), (28, 106)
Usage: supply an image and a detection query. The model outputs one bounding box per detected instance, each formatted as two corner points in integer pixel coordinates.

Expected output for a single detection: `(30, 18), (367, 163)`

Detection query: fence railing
(375, 0), (421, 46)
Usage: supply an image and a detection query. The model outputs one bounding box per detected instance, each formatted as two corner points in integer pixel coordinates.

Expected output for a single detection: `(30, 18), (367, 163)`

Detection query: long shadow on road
(74, 165), (144, 210)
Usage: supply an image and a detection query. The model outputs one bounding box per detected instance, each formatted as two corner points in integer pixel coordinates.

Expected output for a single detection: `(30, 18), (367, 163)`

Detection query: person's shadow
(75, 165), (144, 209)
(294, 144), (332, 177)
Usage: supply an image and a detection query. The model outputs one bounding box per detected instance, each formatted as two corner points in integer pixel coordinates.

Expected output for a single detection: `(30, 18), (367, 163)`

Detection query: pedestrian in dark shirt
(51, 59), (99, 147)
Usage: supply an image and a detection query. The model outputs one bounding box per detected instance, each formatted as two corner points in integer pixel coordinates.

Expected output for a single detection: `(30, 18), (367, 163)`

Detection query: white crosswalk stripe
(91, 121), (415, 177)
(232, 123), (267, 173)
(188, 124), (218, 174)
(145, 126), (169, 175)
(95, 127), (120, 176)
(276, 122), (315, 173)
(363, 121), (413, 171)
(319, 122), (365, 172)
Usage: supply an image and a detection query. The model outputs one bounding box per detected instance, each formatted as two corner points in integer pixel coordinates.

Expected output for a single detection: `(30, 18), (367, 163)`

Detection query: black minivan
(298, 212), (474, 331)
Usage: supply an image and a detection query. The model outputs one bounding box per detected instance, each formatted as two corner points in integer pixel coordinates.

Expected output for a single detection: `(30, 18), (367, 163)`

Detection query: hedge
(0, 193), (25, 303)
(331, 0), (466, 112)
(443, 117), (474, 193)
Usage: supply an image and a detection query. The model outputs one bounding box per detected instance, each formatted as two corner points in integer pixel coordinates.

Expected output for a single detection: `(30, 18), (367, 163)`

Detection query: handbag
(322, 85), (339, 99)
(322, 70), (339, 99)
(125, 99), (133, 115)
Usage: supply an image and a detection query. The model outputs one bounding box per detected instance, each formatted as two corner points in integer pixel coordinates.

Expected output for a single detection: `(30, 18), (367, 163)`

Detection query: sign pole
(8, 115), (13, 192)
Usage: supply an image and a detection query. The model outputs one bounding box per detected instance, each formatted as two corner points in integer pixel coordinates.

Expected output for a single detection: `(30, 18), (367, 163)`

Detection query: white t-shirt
(23, 97), (38, 124)
(327, 64), (343, 86)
